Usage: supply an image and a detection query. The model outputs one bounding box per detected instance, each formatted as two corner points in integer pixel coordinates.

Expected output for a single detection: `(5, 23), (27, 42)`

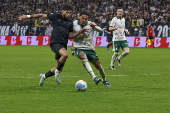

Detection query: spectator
(8, 28), (14, 36)
(155, 16), (160, 23)
(131, 16), (137, 35)
(34, 19), (40, 35)
(138, 28), (145, 36)
(138, 16), (144, 28)
(101, 15), (107, 28)
(161, 16), (167, 23)
(145, 15), (151, 26)
(134, 28), (139, 36)
(167, 15), (170, 23)
(0, 0), (169, 36)
(150, 16), (155, 23)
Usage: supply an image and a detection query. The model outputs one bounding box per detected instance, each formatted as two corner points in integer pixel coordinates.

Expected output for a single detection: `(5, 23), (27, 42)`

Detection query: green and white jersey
(110, 17), (126, 41)
(73, 20), (94, 50)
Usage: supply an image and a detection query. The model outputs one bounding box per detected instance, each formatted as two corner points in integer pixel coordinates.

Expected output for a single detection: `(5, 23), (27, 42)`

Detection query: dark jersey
(47, 13), (73, 45)
(107, 25), (113, 38)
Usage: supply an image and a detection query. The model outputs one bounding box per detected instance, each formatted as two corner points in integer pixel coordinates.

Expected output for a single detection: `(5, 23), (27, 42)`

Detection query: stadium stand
(0, 0), (170, 36)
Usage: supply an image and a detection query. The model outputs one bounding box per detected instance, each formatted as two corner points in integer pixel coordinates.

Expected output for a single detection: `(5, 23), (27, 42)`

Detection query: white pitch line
(0, 74), (162, 79)
(150, 74), (161, 75)
(106, 75), (129, 76)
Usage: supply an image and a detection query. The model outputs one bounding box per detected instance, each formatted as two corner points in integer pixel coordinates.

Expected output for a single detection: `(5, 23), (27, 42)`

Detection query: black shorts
(50, 43), (67, 60)
(107, 35), (112, 42)
(148, 36), (153, 39)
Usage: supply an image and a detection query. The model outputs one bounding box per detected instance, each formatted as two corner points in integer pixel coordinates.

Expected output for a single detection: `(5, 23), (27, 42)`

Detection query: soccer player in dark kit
(105, 20), (113, 52)
(18, 4), (88, 86)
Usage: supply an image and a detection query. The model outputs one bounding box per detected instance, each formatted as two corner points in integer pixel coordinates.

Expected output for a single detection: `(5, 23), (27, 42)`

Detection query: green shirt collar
(116, 16), (122, 20)
(78, 20), (88, 26)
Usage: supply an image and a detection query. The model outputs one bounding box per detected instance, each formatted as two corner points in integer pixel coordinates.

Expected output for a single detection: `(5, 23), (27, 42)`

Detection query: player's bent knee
(79, 52), (87, 60)
(62, 54), (68, 59)
(114, 52), (119, 56)
(125, 50), (130, 54)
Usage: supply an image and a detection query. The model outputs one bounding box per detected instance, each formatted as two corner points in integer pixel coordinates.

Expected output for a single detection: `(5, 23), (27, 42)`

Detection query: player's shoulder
(111, 17), (117, 21)
(48, 13), (61, 17)
(86, 21), (92, 26)
(67, 19), (73, 25)
(73, 20), (78, 26)
(87, 21), (91, 24)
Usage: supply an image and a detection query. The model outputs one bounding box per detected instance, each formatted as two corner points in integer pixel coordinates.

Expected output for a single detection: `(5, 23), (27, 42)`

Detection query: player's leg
(106, 42), (110, 52)
(116, 40), (129, 67)
(110, 41), (119, 70)
(110, 52), (119, 70)
(39, 59), (59, 86)
(116, 41), (130, 67)
(71, 47), (75, 56)
(50, 43), (68, 84)
(151, 38), (154, 48)
(91, 60), (111, 87)
(53, 47), (68, 83)
(106, 36), (112, 52)
(75, 48), (100, 84)
(116, 47), (129, 67)
(145, 37), (148, 48)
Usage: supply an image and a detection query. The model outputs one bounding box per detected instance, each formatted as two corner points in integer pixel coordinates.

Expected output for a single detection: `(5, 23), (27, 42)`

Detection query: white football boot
(55, 69), (61, 84)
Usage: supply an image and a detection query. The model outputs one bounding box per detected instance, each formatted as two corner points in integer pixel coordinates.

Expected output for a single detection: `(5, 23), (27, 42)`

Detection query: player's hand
(78, 33), (84, 38)
(125, 29), (129, 35)
(80, 28), (89, 33)
(117, 28), (122, 34)
(108, 32), (111, 34)
(18, 15), (28, 20)
(90, 22), (96, 28)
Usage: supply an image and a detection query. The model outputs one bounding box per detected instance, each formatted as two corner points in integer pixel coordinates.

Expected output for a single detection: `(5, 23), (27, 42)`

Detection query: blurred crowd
(0, 0), (170, 36)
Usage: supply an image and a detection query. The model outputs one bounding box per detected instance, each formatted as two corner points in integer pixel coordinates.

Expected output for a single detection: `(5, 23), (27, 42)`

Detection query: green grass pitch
(0, 45), (170, 113)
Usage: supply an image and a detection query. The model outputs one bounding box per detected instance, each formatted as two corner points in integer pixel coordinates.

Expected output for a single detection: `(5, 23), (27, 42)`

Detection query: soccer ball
(75, 80), (87, 91)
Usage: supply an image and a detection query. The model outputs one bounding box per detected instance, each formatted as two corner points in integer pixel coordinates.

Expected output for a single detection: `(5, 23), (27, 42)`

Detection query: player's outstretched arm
(105, 30), (111, 34)
(68, 28), (89, 39)
(18, 14), (47, 20)
(90, 22), (103, 33)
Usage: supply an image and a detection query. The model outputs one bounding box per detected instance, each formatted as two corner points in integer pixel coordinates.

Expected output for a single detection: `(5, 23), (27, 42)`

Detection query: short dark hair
(117, 7), (123, 10)
(62, 4), (73, 10)
(79, 10), (90, 17)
